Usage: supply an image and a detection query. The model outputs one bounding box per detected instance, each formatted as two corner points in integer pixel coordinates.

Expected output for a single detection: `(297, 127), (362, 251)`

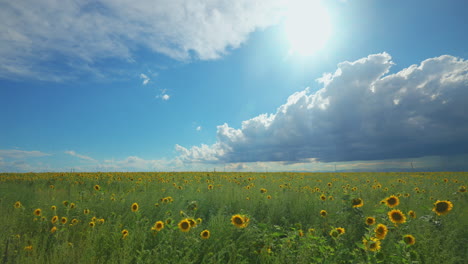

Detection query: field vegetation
(0, 172), (467, 263)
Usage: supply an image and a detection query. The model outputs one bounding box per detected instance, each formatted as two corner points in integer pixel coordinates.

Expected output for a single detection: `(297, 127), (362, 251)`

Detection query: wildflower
(375, 224), (388, 240)
(50, 185), (55, 189)
(122, 229), (129, 239)
(363, 237), (381, 251)
(433, 200), (453, 216)
(178, 219), (191, 232)
(384, 195), (399, 208)
(33, 208), (42, 216)
(131, 202), (139, 212)
(365, 217), (376, 225)
(14, 201), (22, 208)
(351, 198), (364, 208)
(51, 215), (59, 224)
(403, 234), (416, 245)
(94, 185), (100, 191)
(61, 217), (68, 224)
(320, 210), (327, 217)
(152, 221), (164, 232)
(200, 230), (211, 239)
(388, 209), (406, 224)
(231, 214), (249, 228)
(98, 218), (105, 224)
(196, 218), (203, 225)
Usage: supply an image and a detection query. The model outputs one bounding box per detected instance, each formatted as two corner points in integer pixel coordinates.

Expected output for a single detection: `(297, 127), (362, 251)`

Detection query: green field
(1, 172), (467, 263)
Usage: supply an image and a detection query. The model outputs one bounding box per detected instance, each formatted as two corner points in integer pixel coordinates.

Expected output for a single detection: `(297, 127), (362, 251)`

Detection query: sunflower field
(0, 172), (467, 263)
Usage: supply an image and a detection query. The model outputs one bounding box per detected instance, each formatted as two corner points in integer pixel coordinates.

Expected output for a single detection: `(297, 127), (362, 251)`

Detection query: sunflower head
(374, 224), (388, 240)
(388, 209), (406, 224)
(61, 217), (68, 224)
(84, 209), (90, 215)
(459, 186), (467, 193)
(51, 215), (59, 224)
(320, 194), (326, 201)
(320, 210), (327, 217)
(329, 229), (339, 238)
(89, 221), (95, 228)
(403, 234), (416, 245)
(131, 202), (139, 212)
(208, 184), (214, 190)
(408, 210), (416, 219)
(50, 226), (57, 233)
(121, 229), (129, 239)
(363, 237), (381, 251)
(51, 205), (57, 211)
(33, 208), (42, 216)
(433, 200), (453, 216)
(351, 198), (364, 208)
(231, 214), (249, 228)
(260, 188), (267, 194)
(336, 227), (345, 235)
(384, 195), (399, 208)
(152, 221), (164, 231)
(200, 230), (210, 239)
(14, 201), (22, 208)
(94, 185), (101, 191)
(365, 217), (376, 225)
(178, 219), (191, 232)
(187, 218), (197, 228)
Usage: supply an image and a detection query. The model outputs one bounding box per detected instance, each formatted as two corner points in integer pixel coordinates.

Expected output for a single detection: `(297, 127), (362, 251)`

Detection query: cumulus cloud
(64, 150), (96, 162)
(0, 0), (286, 80)
(140, 73), (150, 85)
(176, 53), (468, 163)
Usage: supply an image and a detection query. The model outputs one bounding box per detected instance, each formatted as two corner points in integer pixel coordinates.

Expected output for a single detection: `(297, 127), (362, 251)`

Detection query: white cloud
(162, 94), (170, 101)
(196, 126), (202, 131)
(140, 73), (150, 85)
(0, 149), (50, 159)
(64, 150), (96, 162)
(176, 53), (468, 164)
(0, 0), (286, 80)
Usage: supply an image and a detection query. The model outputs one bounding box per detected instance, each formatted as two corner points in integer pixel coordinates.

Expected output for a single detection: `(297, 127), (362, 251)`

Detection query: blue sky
(1, 0), (467, 172)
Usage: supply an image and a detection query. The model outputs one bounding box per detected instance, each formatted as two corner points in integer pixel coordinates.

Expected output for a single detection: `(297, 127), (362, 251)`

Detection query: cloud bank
(0, 0), (285, 80)
(176, 53), (468, 164)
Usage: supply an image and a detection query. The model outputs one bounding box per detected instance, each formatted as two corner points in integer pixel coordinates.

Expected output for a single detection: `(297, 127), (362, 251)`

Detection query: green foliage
(0, 171), (467, 263)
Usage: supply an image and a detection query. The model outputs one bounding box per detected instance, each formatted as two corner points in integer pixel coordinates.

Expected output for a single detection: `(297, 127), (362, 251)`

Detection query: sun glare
(284, 0), (332, 56)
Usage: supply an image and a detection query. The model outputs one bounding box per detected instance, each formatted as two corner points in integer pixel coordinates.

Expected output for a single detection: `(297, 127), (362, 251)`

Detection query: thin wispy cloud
(64, 150), (96, 162)
(0, 149), (50, 159)
(140, 73), (150, 85)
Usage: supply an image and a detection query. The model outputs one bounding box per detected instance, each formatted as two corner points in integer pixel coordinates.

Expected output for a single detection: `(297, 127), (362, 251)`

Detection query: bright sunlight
(284, 0), (332, 56)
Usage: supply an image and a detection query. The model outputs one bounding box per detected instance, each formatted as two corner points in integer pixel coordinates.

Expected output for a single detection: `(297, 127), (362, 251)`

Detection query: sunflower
(384, 195), (399, 208)
(320, 194), (327, 201)
(408, 210), (416, 219)
(50, 226), (57, 233)
(388, 209), (406, 224)
(208, 184), (214, 190)
(433, 200), (453, 216)
(267, 195), (272, 199)
(71, 219), (79, 225)
(308, 228), (315, 235)
(336, 227), (345, 235)
(89, 221), (95, 228)
(131, 202), (139, 212)
(320, 210), (327, 217)
(178, 219), (191, 232)
(63, 200), (69, 207)
(14, 201), (22, 208)
(49, 185), (55, 189)
(187, 218), (197, 227)
(84, 209), (90, 215)
(61, 217), (68, 224)
(33, 208), (42, 216)
(403, 234), (416, 245)
(165, 218), (173, 225)
(51, 205), (56, 211)
(329, 229), (339, 238)
(363, 237), (381, 251)
(24, 246), (33, 251)
(200, 230), (210, 239)
(122, 229), (129, 239)
(70, 203), (76, 209)
(196, 218), (203, 225)
(260, 188), (267, 194)
(231, 214), (249, 228)
(152, 221), (164, 231)
(459, 186), (466, 193)
(98, 218), (105, 224)
(51, 215), (59, 224)
(94, 185), (100, 191)
(365, 217), (376, 225)
(374, 224), (388, 240)
(351, 198), (364, 208)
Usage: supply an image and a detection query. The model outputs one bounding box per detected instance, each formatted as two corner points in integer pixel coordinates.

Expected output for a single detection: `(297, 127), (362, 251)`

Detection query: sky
(1, 0), (467, 172)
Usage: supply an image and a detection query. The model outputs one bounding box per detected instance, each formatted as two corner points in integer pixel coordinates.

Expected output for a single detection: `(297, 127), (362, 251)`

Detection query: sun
(284, 0), (332, 56)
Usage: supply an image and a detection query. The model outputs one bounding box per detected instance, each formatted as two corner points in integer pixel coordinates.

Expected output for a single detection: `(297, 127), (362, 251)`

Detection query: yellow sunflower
(14, 201), (22, 208)
(51, 215), (59, 224)
(408, 210), (416, 219)
(320, 194), (327, 201)
(89, 221), (95, 228)
(50, 226), (57, 233)
(122, 229), (129, 239)
(84, 209), (90, 215)
(51, 205), (56, 211)
(388, 209), (406, 224)
(33, 208), (42, 216)
(131, 202), (139, 212)
(403, 234), (416, 245)
(200, 230), (211, 239)
(94, 185), (100, 191)
(208, 184), (214, 190)
(432, 200), (453, 216)
(231, 214), (249, 228)
(320, 210), (327, 217)
(351, 198), (364, 208)
(152, 221), (164, 231)
(384, 195), (399, 208)
(363, 237), (381, 251)
(178, 219), (191, 232)
(61, 217), (68, 225)
(260, 188), (267, 194)
(336, 227), (345, 235)
(329, 229), (339, 238)
(375, 224), (388, 240)
(459, 186), (466, 193)
(365, 217), (376, 225)
(187, 218), (197, 228)
(71, 219), (79, 225)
